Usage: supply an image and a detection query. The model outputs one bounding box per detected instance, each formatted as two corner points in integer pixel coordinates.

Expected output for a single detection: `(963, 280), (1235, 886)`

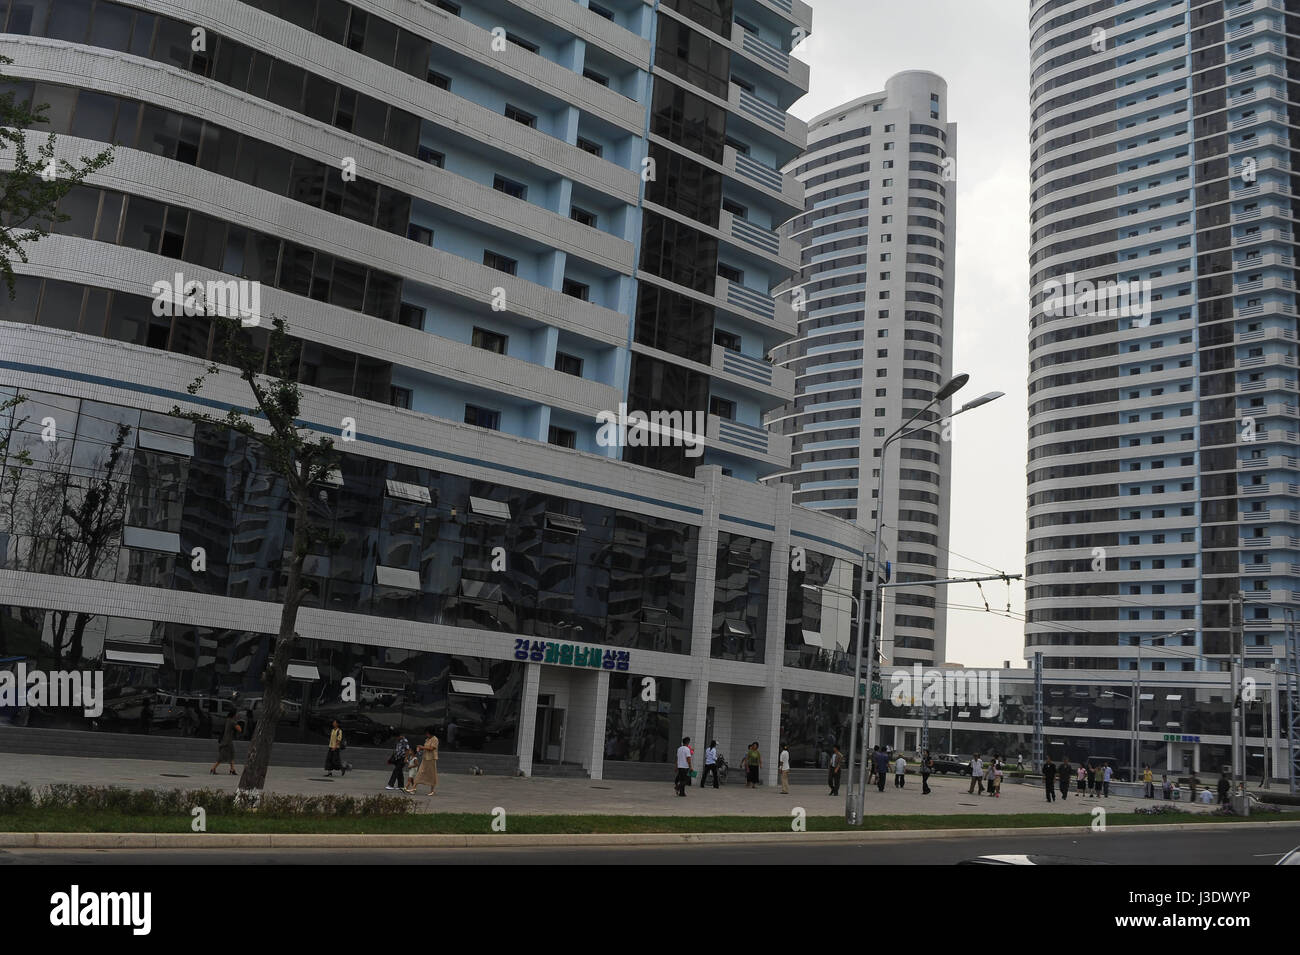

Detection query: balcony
(713, 277), (796, 337)
(732, 26), (810, 95)
(707, 413), (791, 470)
(711, 343), (793, 403)
(719, 208), (800, 270)
(723, 145), (803, 217)
(727, 83), (807, 162)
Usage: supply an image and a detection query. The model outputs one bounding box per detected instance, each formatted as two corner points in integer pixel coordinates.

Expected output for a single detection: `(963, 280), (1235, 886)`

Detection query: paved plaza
(0, 753), (1220, 818)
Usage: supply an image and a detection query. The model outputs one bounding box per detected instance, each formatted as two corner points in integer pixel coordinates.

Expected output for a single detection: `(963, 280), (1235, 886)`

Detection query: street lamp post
(841, 373), (1003, 825)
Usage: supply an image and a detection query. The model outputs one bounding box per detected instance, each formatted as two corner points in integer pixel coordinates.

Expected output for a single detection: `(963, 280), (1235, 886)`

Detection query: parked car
(931, 753), (970, 775)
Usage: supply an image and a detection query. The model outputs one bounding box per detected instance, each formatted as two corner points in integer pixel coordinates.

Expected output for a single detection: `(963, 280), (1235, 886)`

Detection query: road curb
(3, 818), (1298, 850)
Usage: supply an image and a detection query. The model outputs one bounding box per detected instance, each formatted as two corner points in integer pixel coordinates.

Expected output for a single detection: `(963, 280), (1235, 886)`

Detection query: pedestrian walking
(700, 740), (720, 788)
(1076, 763), (1085, 796)
(894, 753), (906, 788)
(779, 743), (791, 794)
(867, 745), (879, 788)
(385, 734), (411, 791)
(1102, 763), (1113, 798)
(1085, 762), (1096, 796)
(410, 727), (439, 795)
(402, 746), (420, 793)
(675, 736), (693, 796)
(323, 719), (348, 776)
(1161, 774), (1172, 800)
(992, 756), (1003, 797)
(209, 715), (241, 776)
(968, 753), (984, 795)
(1188, 772), (1199, 802)
(828, 744), (843, 796)
(874, 746), (889, 792)
(1142, 764), (1154, 799)
(1217, 771), (1230, 806)
(920, 749), (933, 795)
(1059, 759), (1071, 801)
(1043, 755), (1057, 802)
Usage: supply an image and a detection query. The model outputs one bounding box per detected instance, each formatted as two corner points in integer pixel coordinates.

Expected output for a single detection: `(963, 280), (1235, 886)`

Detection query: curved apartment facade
(769, 71), (956, 667)
(1027, 0), (1300, 672)
(0, 0), (874, 776)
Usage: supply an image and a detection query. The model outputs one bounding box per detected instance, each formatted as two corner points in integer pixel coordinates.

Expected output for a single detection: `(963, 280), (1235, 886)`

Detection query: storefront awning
(450, 679), (494, 697)
(287, 662), (320, 681)
(469, 496), (510, 520)
(105, 648), (164, 667)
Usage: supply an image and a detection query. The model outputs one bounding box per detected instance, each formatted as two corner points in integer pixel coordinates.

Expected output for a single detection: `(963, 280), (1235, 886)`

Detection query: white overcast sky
(789, 1), (1032, 668)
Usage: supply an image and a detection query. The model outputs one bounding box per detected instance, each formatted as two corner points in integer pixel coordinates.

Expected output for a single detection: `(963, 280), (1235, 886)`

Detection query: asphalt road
(3, 825), (1299, 865)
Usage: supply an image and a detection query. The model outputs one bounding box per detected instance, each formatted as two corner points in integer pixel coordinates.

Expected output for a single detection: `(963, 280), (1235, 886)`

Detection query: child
(403, 748), (421, 793)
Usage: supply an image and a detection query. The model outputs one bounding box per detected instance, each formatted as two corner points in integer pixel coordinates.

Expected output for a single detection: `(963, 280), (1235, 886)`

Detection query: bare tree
(174, 314), (339, 798)
(0, 55), (114, 298)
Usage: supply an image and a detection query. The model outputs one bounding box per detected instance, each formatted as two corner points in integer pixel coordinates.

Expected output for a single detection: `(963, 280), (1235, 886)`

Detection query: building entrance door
(533, 705), (566, 764)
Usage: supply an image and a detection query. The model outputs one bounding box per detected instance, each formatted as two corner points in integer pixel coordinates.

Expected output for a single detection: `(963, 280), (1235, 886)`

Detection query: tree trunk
(236, 486), (309, 796)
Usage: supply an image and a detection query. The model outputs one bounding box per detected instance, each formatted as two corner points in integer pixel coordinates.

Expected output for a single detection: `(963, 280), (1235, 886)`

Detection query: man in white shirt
(700, 740), (720, 789)
(674, 736), (693, 797)
(779, 744), (791, 793)
(968, 754), (984, 794)
(894, 753), (907, 788)
(1102, 763), (1113, 798)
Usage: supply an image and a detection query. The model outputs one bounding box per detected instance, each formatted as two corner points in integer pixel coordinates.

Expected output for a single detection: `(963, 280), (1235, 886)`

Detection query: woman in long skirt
(410, 727), (439, 796)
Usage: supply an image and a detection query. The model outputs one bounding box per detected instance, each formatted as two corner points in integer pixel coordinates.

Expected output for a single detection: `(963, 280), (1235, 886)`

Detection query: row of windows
(7, 80), (415, 238)
(4, 0), (425, 156)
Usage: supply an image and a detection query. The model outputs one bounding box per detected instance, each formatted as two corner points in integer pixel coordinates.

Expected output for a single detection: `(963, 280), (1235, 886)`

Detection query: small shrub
(0, 783), (34, 812)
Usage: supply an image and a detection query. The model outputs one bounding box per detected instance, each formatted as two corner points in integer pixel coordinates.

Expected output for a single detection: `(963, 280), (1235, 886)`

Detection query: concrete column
(516, 663), (541, 777)
(685, 468), (724, 766)
(589, 668), (610, 780)
(763, 482), (793, 785)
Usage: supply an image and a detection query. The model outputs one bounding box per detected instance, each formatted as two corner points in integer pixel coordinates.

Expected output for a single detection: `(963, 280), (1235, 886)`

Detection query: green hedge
(0, 783), (415, 817)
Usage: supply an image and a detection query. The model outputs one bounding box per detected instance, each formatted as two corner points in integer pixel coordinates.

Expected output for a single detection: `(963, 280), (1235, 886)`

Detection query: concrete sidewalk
(0, 752), (1214, 818)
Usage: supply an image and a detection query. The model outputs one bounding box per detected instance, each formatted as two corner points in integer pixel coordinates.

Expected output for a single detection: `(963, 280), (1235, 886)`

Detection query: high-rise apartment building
(770, 71), (957, 666)
(1027, 0), (1299, 672)
(0, 0), (872, 777)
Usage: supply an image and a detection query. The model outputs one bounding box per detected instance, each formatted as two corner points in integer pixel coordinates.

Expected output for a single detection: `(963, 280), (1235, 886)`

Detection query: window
(556, 352), (584, 376)
(577, 137), (603, 157)
(398, 303), (425, 329)
(714, 330), (741, 352)
(483, 250), (517, 275)
(464, 405), (500, 430)
(589, 2), (615, 20)
(504, 104), (536, 128)
(506, 33), (539, 53)
(583, 67), (609, 87)
(407, 224), (433, 245)
(709, 396), (735, 420)
(493, 175), (527, 200)
(722, 198), (748, 220)
(548, 425), (577, 448)
(427, 70), (451, 91)
(718, 263), (743, 283)
(417, 145), (445, 167)
(435, 1), (461, 13)
(472, 327), (508, 354)
(389, 386), (412, 409)
(570, 205), (597, 228)
(562, 279), (589, 300)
